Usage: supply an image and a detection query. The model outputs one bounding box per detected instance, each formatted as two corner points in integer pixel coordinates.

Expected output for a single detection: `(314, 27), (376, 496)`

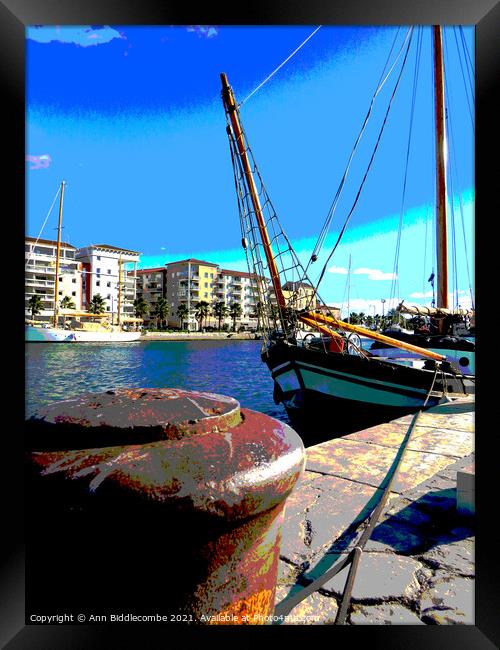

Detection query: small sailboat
(220, 26), (474, 433)
(25, 181), (142, 343)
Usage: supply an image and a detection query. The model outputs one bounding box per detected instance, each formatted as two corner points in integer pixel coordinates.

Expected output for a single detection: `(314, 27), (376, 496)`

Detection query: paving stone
(320, 552), (423, 603)
(275, 586), (338, 624)
(350, 602), (424, 625)
(418, 537), (474, 577)
(420, 573), (474, 624)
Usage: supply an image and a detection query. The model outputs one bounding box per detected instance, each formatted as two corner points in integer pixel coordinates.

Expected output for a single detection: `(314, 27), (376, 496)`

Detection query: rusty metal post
(26, 388), (305, 624)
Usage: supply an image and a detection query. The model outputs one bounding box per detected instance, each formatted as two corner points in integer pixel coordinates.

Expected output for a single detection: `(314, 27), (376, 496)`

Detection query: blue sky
(26, 25), (474, 316)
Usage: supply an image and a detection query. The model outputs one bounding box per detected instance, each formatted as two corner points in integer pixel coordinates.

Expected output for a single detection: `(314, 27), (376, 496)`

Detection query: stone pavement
(274, 398), (475, 625)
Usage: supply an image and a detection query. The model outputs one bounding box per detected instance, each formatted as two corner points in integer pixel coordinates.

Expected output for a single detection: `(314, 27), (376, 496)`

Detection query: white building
(76, 244), (140, 322)
(25, 237), (83, 322)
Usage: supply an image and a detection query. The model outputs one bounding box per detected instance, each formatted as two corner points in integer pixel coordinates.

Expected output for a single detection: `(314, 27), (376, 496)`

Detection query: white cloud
(327, 265), (348, 275)
(27, 26), (125, 47)
(409, 291), (433, 298)
(353, 267), (397, 281)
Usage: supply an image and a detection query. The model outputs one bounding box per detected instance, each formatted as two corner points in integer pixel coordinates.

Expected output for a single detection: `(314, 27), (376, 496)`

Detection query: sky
(26, 25), (474, 317)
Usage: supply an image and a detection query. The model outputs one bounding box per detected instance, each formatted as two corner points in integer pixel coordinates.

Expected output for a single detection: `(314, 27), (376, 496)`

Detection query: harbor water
(25, 339), (290, 423)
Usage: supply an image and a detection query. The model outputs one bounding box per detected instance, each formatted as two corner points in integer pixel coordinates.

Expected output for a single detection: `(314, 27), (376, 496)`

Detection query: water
(25, 339), (290, 424)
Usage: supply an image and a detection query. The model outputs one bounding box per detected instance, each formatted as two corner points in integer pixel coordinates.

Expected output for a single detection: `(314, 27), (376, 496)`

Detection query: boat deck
(275, 396), (475, 624)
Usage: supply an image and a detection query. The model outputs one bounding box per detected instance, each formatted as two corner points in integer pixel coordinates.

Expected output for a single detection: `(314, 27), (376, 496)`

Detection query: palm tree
(60, 296), (76, 310)
(212, 301), (228, 331)
(28, 295), (43, 320)
(88, 294), (106, 314)
(176, 303), (189, 330)
(153, 297), (169, 329)
(133, 296), (149, 319)
(229, 302), (242, 332)
(268, 304), (280, 330)
(194, 301), (210, 331)
(251, 300), (265, 331)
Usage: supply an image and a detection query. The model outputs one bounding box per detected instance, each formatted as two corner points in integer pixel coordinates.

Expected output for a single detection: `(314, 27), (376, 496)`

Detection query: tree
(28, 295), (43, 320)
(177, 303), (189, 330)
(153, 297), (169, 329)
(229, 302), (242, 332)
(88, 294), (106, 314)
(60, 296), (76, 310)
(268, 304), (280, 330)
(212, 301), (228, 331)
(133, 296), (149, 319)
(194, 301), (210, 331)
(251, 301), (265, 331)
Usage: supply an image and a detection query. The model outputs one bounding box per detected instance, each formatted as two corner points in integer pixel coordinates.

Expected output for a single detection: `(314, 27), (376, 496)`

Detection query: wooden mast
(52, 180), (66, 328)
(433, 26), (449, 315)
(220, 73), (287, 310)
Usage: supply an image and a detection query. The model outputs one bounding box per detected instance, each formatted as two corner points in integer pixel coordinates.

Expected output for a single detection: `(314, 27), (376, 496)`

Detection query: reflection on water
(25, 340), (290, 424)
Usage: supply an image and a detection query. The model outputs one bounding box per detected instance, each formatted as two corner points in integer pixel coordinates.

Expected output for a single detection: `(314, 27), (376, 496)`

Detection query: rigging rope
(25, 183), (62, 268)
(239, 26), (322, 108)
(312, 28), (415, 297)
(306, 27), (410, 268)
(389, 27), (423, 308)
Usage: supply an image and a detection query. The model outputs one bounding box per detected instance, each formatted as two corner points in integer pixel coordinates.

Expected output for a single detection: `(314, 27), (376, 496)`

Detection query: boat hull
(25, 325), (141, 343)
(263, 341), (470, 434)
(369, 333), (475, 375)
(25, 325), (76, 342)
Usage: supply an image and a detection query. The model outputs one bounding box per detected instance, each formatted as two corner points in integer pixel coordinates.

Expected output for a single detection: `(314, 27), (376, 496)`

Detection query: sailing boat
(220, 26), (474, 432)
(25, 181), (142, 343)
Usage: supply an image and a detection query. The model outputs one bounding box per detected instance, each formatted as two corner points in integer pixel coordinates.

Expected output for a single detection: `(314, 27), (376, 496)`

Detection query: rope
(239, 26), (322, 108)
(25, 184), (62, 268)
(313, 28), (415, 296)
(307, 27), (411, 268)
(389, 27), (423, 306)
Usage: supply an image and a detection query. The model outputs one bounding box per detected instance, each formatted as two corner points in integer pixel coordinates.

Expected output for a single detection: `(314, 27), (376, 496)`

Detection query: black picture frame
(5, 0), (497, 647)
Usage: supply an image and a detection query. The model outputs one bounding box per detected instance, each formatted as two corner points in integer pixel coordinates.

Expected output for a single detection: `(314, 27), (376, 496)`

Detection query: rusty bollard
(26, 388), (305, 624)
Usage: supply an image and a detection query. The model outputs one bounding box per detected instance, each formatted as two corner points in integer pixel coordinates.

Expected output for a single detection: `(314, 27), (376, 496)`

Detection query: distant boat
(26, 180), (142, 343)
(220, 26), (474, 432)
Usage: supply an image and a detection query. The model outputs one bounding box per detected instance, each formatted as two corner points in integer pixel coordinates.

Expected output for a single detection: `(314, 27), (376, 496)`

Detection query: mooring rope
(274, 367), (440, 624)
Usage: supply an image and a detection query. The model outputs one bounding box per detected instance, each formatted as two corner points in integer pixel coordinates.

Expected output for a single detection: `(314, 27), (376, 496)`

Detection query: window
(107, 282), (111, 287)
(96, 281), (100, 287)
(106, 306), (110, 311)
(72, 278), (76, 283)
(58, 291), (63, 296)
(96, 268), (101, 273)
(204, 272), (208, 278)
(210, 273), (213, 278)
(97, 256), (101, 261)
(204, 282), (208, 288)
(108, 269), (111, 274)
(72, 291), (76, 297)
(59, 277), (63, 282)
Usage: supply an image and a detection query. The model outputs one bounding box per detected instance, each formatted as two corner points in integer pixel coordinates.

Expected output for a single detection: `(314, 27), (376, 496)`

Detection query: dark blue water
(25, 340), (290, 424)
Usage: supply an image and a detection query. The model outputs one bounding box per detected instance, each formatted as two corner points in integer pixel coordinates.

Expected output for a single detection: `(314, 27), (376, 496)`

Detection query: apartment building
(166, 259), (219, 330)
(133, 267), (168, 325)
(76, 244), (140, 322)
(25, 237), (82, 322)
(219, 269), (267, 327)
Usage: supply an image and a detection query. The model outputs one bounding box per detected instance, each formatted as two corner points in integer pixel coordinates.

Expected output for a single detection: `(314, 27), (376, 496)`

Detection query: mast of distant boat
(52, 180), (66, 328)
(433, 25), (449, 329)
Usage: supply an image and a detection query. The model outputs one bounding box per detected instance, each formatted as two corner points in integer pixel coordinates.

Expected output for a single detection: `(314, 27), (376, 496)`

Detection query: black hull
(263, 341), (471, 442)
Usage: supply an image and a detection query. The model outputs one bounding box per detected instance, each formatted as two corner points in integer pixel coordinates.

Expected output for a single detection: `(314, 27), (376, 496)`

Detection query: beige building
(166, 259), (219, 330)
(133, 267), (168, 325)
(25, 237), (82, 322)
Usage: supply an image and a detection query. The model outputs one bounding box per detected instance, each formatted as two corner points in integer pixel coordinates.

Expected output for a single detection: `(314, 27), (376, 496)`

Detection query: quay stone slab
(417, 536), (474, 577)
(275, 586), (338, 624)
(306, 437), (464, 493)
(420, 573), (474, 624)
(350, 603), (424, 625)
(320, 552), (423, 603)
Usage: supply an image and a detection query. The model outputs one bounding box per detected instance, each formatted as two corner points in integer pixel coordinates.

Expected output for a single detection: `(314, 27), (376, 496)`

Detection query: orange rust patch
(211, 588), (274, 624)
